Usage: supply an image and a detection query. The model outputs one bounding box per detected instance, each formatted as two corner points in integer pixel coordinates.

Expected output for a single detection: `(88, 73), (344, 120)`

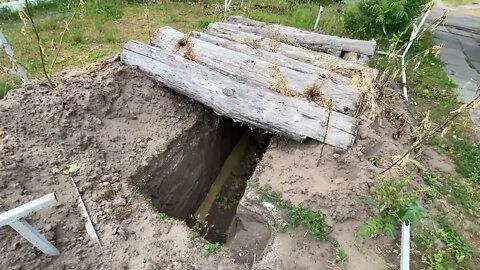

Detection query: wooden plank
(189, 30), (351, 86)
(150, 27), (360, 114)
(205, 23), (379, 78)
(121, 40), (358, 149)
(226, 16), (377, 56)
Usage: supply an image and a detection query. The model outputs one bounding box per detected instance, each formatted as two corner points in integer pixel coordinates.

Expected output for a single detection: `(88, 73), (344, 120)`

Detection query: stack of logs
(120, 16), (378, 150)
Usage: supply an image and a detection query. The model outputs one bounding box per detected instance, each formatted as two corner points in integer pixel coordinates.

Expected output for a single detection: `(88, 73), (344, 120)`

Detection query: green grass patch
(449, 138), (480, 184)
(424, 171), (479, 217)
(156, 212), (169, 222)
(259, 186), (329, 240)
(202, 241), (220, 257)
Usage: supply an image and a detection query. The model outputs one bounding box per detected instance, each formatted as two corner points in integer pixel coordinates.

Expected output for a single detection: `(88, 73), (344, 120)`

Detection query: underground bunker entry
(131, 113), (271, 244)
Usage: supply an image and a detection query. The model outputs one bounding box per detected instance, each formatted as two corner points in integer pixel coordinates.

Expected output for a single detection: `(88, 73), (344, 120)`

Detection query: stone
(112, 197), (127, 207)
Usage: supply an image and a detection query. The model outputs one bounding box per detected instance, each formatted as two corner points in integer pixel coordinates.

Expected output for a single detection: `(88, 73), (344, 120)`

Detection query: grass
(332, 248), (348, 266)
(259, 186), (329, 241)
(414, 217), (475, 269)
(202, 241), (220, 257)
(0, 0), (348, 97)
(156, 212), (169, 222)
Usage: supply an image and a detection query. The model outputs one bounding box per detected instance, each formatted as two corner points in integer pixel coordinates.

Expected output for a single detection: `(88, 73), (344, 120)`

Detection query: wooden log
(189, 31), (351, 86)
(226, 16), (377, 57)
(150, 27), (360, 114)
(121, 40), (357, 149)
(205, 23), (379, 78)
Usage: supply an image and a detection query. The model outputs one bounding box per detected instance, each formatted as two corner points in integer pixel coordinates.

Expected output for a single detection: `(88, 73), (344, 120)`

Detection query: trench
(131, 113), (271, 245)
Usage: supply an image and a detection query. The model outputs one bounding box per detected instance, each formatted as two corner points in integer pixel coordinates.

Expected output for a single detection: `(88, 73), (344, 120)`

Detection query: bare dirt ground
(0, 62), (241, 270)
(246, 103), (419, 269)
(0, 60), (453, 269)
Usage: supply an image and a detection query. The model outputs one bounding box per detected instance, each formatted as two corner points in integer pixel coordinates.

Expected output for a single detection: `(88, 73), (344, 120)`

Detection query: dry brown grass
(268, 64), (296, 96)
(269, 64), (335, 109)
(268, 27), (282, 53)
(350, 71), (383, 120)
(175, 34), (196, 61)
(302, 82), (329, 107)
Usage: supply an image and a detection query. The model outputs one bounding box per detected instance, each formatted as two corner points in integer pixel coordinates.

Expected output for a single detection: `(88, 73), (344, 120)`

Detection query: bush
(344, 0), (429, 40)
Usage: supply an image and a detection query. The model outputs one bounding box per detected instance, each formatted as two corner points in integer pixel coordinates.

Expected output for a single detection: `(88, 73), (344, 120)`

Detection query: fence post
(313, 5), (323, 30)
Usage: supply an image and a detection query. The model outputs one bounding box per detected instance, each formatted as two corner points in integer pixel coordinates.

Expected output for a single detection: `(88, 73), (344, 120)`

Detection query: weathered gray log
(205, 23), (379, 78)
(226, 16), (377, 57)
(189, 31), (350, 86)
(150, 27), (360, 114)
(121, 40), (357, 149)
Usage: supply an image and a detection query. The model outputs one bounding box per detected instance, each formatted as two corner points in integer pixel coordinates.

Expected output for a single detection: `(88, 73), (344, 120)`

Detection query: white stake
(401, 8), (432, 101)
(0, 31), (29, 84)
(400, 222), (411, 270)
(313, 5), (323, 30)
(0, 193), (60, 256)
(71, 177), (102, 250)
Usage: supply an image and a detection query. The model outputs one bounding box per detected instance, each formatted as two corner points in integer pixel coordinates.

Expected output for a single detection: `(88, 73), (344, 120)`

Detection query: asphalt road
(427, 8), (480, 131)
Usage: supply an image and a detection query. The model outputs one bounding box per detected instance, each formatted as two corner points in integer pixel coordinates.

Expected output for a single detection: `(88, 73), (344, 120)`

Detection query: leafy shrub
(361, 176), (425, 237)
(344, 0), (429, 40)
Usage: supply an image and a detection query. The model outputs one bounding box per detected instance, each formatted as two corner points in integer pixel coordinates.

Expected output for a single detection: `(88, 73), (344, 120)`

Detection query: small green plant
(332, 248), (348, 266)
(49, 162), (80, 176)
(435, 228), (473, 264)
(259, 187), (329, 240)
(202, 241), (220, 257)
(426, 250), (446, 270)
(361, 176), (425, 237)
(417, 224), (474, 269)
(156, 212), (169, 222)
(215, 196), (238, 210)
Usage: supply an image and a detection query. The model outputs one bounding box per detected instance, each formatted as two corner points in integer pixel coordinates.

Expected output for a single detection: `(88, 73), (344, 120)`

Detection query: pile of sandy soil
(0, 60), (454, 270)
(0, 62), (241, 270)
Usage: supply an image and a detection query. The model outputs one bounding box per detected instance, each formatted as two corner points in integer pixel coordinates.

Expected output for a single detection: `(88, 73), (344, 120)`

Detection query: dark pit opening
(131, 114), (271, 244)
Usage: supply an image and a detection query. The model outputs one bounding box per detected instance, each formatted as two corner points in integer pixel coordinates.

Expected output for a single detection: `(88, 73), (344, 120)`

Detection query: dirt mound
(0, 62), (241, 270)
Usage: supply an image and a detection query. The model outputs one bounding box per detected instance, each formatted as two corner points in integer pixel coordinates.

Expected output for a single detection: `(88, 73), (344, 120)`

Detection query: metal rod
(0, 31), (29, 84)
(400, 222), (411, 270)
(313, 5), (323, 30)
(224, 0), (233, 23)
(10, 219), (60, 256)
(400, 8), (432, 101)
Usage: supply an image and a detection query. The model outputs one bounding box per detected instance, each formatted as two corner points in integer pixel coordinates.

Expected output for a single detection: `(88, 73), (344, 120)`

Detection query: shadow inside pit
(131, 114), (271, 246)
